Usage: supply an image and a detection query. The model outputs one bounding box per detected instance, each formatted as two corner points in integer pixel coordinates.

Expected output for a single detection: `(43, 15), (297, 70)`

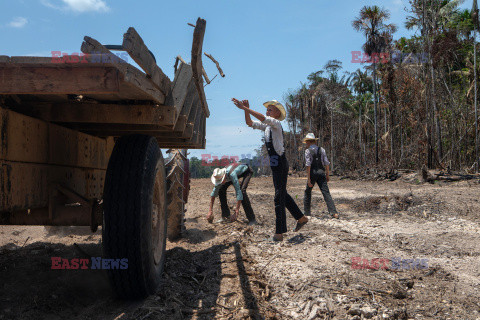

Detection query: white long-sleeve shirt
(250, 116), (284, 156)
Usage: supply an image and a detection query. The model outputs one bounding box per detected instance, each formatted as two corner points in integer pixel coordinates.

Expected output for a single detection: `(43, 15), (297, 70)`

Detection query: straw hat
(211, 168), (227, 185)
(302, 133), (319, 143)
(263, 100), (286, 121)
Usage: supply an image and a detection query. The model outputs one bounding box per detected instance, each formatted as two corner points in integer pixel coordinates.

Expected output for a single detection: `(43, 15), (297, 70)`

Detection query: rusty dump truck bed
(0, 21), (208, 149)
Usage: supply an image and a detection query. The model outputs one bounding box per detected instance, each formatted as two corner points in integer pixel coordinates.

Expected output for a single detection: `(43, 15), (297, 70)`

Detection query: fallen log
(421, 165), (479, 183)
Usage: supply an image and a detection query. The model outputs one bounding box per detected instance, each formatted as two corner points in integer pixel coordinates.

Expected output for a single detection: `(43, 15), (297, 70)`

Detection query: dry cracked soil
(1, 175), (480, 320)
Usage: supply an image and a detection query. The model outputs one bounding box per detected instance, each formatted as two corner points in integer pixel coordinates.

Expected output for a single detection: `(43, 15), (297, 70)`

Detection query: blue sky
(0, 0), (472, 160)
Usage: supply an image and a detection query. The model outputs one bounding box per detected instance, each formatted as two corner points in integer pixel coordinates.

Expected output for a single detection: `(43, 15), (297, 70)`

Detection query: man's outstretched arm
(232, 98), (266, 122)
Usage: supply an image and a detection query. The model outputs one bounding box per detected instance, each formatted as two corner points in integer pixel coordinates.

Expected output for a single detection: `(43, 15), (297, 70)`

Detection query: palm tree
(472, 0), (479, 172)
(353, 6), (397, 165)
(347, 68), (372, 95)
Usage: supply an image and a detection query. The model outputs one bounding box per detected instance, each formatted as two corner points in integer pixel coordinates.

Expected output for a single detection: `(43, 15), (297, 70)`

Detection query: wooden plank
(156, 142), (204, 149)
(69, 124), (174, 137)
(151, 131), (191, 138)
(191, 18), (209, 117)
(196, 114), (206, 146)
(182, 124), (194, 139)
(188, 96), (201, 124)
(178, 80), (198, 122)
(186, 112), (206, 146)
(122, 27), (172, 96)
(171, 62), (193, 118)
(81, 36), (166, 104)
(9, 56), (52, 64)
(191, 109), (204, 143)
(0, 64), (120, 95)
(31, 102), (175, 127)
(172, 83), (197, 135)
(0, 107), (113, 169)
(189, 102), (202, 127)
(201, 116), (206, 148)
(0, 160), (105, 211)
(173, 115), (187, 133)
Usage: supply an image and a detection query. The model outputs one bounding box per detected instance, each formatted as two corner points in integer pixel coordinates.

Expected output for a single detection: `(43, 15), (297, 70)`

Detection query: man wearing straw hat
(232, 98), (308, 241)
(207, 162), (257, 225)
(303, 133), (339, 218)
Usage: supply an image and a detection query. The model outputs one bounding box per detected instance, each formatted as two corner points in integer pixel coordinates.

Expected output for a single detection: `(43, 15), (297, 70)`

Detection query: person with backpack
(232, 98), (308, 241)
(303, 133), (339, 218)
(207, 162), (257, 225)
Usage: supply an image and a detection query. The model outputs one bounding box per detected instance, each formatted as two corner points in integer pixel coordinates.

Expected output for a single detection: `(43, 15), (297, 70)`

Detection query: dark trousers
(271, 155), (304, 234)
(218, 167), (255, 221)
(304, 172), (337, 215)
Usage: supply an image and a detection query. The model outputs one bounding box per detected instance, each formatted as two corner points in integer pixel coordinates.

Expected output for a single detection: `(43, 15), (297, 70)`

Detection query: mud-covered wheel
(103, 135), (167, 299)
(165, 149), (189, 241)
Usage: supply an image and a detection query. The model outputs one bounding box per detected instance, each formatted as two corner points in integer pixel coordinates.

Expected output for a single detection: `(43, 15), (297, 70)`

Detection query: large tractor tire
(165, 149), (190, 241)
(103, 135), (167, 299)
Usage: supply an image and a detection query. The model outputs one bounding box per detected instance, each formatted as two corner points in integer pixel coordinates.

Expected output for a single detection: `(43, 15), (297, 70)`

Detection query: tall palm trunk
(475, 28), (479, 173)
(359, 102), (362, 166)
(373, 61), (379, 165)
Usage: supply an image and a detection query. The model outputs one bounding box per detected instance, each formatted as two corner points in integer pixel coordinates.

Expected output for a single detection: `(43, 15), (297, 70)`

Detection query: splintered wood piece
(191, 18), (209, 117)
(122, 27), (172, 96)
(202, 67), (210, 84)
(81, 36), (166, 104)
(204, 53), (225, 77)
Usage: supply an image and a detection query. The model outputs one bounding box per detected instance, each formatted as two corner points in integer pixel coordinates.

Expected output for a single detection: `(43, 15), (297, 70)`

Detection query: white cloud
(62, 0), (109, 12)
(8, 17), (28, 28)
(41, 0), (110, 13)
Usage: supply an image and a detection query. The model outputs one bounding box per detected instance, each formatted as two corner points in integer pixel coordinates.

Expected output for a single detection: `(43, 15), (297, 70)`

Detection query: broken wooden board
(81, 36), (166, 104)
(122, 27), (172, 96)
(191, 18), (209, 117)
(171, 62), (194, 119)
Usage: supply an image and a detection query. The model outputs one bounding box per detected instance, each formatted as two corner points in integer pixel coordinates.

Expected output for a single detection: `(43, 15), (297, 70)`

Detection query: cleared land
(1, 176), (479, 319)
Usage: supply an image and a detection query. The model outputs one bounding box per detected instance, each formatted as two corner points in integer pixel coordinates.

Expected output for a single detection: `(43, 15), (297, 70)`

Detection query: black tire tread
(103, 135), (166, 299)
(166, 149), (187, 240)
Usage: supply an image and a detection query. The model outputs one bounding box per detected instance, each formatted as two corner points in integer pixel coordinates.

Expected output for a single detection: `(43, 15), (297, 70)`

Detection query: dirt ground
(1, 175), (480, 319)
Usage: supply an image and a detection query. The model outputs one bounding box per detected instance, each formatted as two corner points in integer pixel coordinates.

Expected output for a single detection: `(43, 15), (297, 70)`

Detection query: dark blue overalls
(265, 127), (304, 234)
(304, 146), (338, 215)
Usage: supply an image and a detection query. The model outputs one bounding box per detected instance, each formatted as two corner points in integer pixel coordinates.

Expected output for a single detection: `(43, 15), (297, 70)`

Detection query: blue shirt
(210, 164), (249, 201)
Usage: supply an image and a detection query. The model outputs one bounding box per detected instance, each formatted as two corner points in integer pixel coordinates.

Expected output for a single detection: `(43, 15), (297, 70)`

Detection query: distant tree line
(279, 1), (480, 173)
